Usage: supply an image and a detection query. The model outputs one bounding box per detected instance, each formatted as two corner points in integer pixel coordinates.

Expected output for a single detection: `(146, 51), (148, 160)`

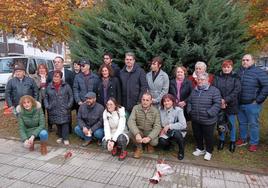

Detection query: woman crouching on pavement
(158, 94), (187, 160)
(16, 95), (48, 155)
(102, 98), (129, 161)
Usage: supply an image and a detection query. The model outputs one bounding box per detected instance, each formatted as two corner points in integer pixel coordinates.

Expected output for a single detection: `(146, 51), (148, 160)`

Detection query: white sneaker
(204, 152), (212, 161)
(63, 140), (70, 146)
(192, 149), (206, 156)
(56, 138), (63, 144)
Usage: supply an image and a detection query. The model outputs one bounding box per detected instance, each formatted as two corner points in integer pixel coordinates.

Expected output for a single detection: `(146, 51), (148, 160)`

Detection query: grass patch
(0, 101), (267, 174)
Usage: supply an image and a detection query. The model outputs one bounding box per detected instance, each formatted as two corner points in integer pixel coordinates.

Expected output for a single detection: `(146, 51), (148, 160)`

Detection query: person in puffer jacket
(187, 72), (221, 161)
(236, 54), (268, 152)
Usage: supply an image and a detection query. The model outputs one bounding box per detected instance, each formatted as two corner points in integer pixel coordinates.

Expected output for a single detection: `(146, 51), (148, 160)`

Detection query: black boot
(177, 150), (184, 160)
(229, 142), (236, 153)
(217, 140), (224, 150)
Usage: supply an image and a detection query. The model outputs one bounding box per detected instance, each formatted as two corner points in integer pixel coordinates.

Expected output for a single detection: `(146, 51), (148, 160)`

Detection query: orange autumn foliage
(240, 0), (268, 51)
(0, 0), (94, 49)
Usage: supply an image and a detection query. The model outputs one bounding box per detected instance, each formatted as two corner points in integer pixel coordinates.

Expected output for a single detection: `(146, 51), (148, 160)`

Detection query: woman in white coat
(102, 97), (129, 161)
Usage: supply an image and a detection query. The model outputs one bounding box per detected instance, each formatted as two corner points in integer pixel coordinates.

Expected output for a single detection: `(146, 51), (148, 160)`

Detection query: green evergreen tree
(68, 0), (250, 73)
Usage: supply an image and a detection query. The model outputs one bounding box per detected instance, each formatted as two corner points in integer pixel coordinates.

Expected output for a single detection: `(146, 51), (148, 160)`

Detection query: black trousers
(158, 130), (184, 154)
(56, 123), (69, 140)
(192, 122), (216, 153)
(102, 134), (128, 151)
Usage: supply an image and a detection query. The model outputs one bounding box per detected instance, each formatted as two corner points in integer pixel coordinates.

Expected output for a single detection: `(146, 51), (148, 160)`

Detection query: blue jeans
(219, 114), (236, 142)
(74, 125), (104, 141)
(237, 103), (262, 145)
(39, 130), (48, 142)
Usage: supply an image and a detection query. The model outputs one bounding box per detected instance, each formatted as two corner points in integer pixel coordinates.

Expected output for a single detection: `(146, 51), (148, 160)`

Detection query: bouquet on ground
(149, 159), (174, 184)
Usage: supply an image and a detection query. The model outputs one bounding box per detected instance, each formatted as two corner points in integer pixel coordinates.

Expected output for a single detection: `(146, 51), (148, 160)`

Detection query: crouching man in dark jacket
(74, 92), (105, 147)
(187, 72), (221, 161)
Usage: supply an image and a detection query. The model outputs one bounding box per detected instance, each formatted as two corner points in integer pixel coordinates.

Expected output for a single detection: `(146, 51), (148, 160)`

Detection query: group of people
(5, 52), (268, 161)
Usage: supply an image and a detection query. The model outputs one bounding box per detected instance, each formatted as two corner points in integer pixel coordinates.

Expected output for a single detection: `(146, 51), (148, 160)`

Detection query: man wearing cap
(5, 63), (38, 110)
(74, 92), (105, 147)
(73, 59), (99, 106)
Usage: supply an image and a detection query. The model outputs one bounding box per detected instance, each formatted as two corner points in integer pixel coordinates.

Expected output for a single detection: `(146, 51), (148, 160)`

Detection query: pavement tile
(129, 176), (154, 188)
(38, 173), (67, 187)
(68, 158), (103, 169)
(100, 161), (121, 172)
(202, 168), (224, 179)
(83, 181), (106, 188)
(73, 150), (98, 159)
(117, 165), (139, 176)
(0, 164), (17, 176)
(8, 181), (35, 188)
(23, 159), (46, 170)
(23, 151), (44, 159)
(109, 173), (135, 187)
(37, 163), (61, 173)
(164, 172), (201, 187)
(0, 176), (17, 188)
(22, 170), (50, 184)
(88, 169), (115, 184)
(245, 174), (266, 186)
(9, 157), (33, 167)
(202, 177), (226, 188)
(90, 152), (111, 161)
(225, 181), (250, 188)
(5, 168), (33, 180)
(54, 164), (80, 176)
(0, 154), (18, 164)
(71, 167), (97, 180)
(57, 177), (86, 188)
(135, 167), (155, 178)
(176, 164), (201, 177)
(223, 171), (247, 183)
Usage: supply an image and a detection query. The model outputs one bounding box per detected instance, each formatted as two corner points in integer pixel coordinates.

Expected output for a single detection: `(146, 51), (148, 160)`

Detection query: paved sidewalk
(0, 138), (267, 188)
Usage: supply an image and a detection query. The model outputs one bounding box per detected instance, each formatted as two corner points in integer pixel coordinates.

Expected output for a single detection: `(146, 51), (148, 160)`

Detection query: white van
(0, 56), (54, 99)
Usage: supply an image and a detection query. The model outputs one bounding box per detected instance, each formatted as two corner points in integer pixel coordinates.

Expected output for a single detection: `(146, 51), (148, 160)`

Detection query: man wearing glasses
(73, 59), (99, 106)
(236, 54), (268, 152)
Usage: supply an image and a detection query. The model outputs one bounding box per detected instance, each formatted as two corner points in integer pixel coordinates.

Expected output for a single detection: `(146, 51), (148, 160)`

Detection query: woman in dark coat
(96, 64), (121, 106)
(44, 70), (73, 146)
(213, 60), (241, 152)
(187, 72), (221, 161)
(169, 65), (192, 120)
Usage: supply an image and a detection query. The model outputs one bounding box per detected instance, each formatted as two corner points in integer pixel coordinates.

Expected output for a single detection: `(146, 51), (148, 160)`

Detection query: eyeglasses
(80, 64), (86, 67)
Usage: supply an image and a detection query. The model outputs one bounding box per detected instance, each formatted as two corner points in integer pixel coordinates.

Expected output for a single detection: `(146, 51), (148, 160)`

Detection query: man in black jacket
(120, 52), (148, 114)
(236, 54), (268, 152)
(5, 63), (38, 111)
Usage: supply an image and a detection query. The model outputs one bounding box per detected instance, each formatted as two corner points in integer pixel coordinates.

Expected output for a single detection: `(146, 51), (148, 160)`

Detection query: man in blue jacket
(236, 54), (268, 152)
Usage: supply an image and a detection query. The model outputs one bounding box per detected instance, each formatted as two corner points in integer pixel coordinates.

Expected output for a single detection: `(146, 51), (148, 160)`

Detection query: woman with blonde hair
(16, 95), (48, 155)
